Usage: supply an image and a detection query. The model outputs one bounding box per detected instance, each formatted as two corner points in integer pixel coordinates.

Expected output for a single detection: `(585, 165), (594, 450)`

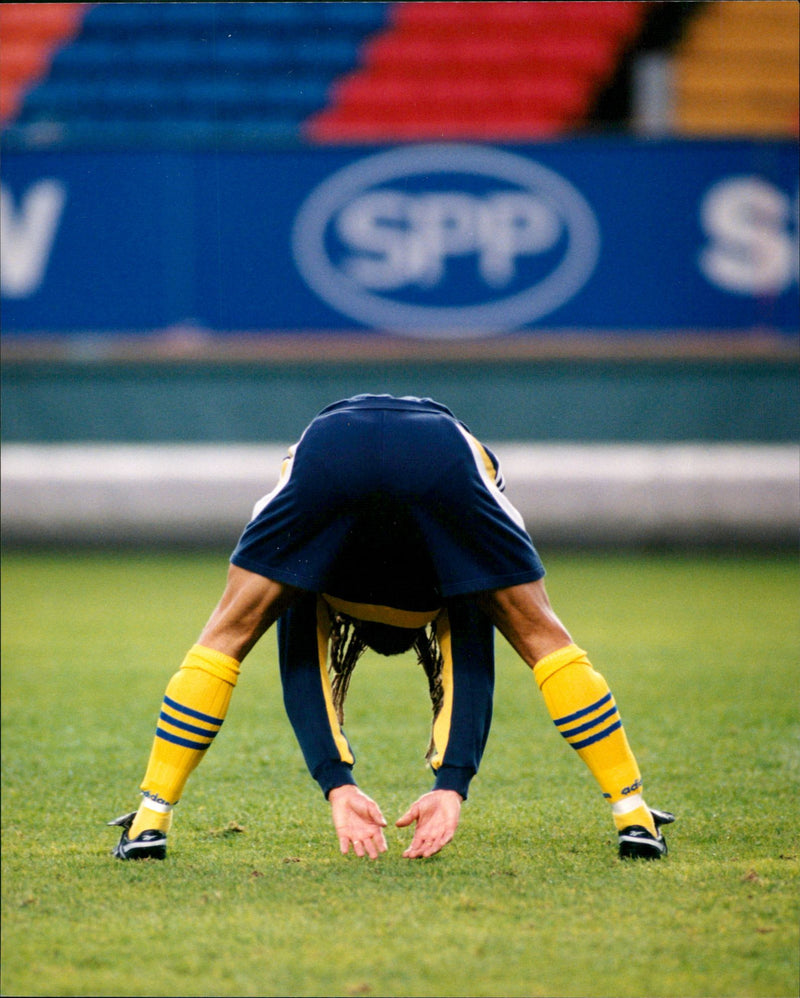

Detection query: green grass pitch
(2, 549), (798, 998)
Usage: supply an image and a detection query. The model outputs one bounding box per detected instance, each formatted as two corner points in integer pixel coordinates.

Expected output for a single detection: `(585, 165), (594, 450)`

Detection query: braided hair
(328, 610), (445, 763)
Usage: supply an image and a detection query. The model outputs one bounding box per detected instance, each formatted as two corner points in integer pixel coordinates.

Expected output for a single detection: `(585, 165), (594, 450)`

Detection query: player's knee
(482, 583), (572, 666)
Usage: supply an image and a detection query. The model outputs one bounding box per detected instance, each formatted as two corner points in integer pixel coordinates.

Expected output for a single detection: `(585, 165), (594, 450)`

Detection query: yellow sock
(534, 644), (656, 836)
(129, 800), (174, 839)
(138, 644), (240, 810)
(612, 798), (656, 835)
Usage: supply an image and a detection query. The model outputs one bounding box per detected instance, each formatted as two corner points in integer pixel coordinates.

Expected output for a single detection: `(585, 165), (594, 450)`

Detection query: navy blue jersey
(231, 394), (544, 610)
(278, 592), (496, 801)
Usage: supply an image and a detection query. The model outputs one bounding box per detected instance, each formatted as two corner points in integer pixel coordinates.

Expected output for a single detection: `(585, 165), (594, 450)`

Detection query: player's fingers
(403, 833), (430, 858)
(395, 805), (418, 828)
(363, 831), (387, 860)
(352, 838), (367, 858)
(404, 829), (451, 859)
(366, 801), (388, 826)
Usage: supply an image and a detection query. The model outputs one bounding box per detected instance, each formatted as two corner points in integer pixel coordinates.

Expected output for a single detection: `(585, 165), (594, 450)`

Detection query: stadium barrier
(2, 442), (796, 548)
(3, 140), (797, 338)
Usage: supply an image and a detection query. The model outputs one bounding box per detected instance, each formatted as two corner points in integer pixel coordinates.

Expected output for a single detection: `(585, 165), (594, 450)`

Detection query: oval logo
(292, 144), (600, 338)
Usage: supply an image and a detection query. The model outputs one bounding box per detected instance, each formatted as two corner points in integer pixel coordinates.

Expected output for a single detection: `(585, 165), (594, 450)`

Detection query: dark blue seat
(258, 77), (331, 111)
(291, 37), (362, 72)
(129, 38), (214, 74)
(8, 2), (389, 147)
(178, 78), (252, 113)
(318, 3), (390, 33)
(229, 4), (319, 30)
(50, 40), (129, 76)
(82, 3), (223, 36)
(208, 38), (288, 73)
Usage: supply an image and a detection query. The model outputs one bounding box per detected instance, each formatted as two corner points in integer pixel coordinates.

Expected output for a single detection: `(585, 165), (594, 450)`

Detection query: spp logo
(292, 144), (600, 337)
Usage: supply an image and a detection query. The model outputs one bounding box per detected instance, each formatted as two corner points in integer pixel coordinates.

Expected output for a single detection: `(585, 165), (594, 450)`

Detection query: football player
(110, 395), (673, 861)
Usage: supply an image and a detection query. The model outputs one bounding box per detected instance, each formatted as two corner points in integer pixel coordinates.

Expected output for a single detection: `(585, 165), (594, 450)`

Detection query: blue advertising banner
(1, 139), (797, 338)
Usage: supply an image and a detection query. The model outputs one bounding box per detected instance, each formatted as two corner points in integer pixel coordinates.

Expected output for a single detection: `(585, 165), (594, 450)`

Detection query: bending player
(110, 394), (674, 861)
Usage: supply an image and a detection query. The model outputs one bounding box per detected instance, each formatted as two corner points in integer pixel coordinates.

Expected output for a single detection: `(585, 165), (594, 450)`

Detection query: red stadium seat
(390, 1), (644, 40)
(310, 1), (650, 141)
(361, 35), (618, 82)
(2, 2), (651, 141)
(1, 40), (54, 85)
(330, 72), (589, 119)
(0, 3), (88, 41)
(0, 3), (89, 124)
(305, 102), (567, 142)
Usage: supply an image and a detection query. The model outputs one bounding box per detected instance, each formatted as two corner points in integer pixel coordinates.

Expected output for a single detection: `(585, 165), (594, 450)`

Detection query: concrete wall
(2, 353), (797, 443)
(3, 353), (796, 548)
(3, 441), (796, 549)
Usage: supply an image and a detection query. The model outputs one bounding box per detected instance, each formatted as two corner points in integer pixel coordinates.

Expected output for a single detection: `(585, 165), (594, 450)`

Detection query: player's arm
(428, 598), (495, 798)
(277, 593), (357, 796)
(397, 598), (495, 858)
(277, 594), (387, 858)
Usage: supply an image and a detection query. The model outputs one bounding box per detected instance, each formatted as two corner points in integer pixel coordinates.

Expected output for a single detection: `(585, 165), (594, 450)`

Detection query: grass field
(1, 549), (798, 998)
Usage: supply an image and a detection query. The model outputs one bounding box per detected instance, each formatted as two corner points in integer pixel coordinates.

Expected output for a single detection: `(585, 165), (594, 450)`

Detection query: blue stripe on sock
(552, 692), (613, 727)
(568, 718), (623, 751)
(155, 726), (213, 751)
(159, 710), (220, 739)
(163, 694), (224, 726)
(559, 705), (619, 740)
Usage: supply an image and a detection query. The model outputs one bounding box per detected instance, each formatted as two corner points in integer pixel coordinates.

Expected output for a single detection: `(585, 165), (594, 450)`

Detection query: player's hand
(396, 789), (463, 859)
(329, 785), (388, 860)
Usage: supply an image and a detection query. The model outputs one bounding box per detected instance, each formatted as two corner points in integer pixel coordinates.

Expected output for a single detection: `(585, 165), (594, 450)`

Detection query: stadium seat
(129, 38), (214, 76)
(0, 3), (88, 42)
(80, 3), (238, 36)
(361, 34), (618, 81)
(290, 37), (363, 72)
(23, 78), (176, 118)
(306, 0), (649, 141)
(390, 0), (643, 38)
(50, 39), (131, 76)
(673, 0), (799, 136)
(2, 40), (54, 85)
(3, 1), (650, 144)
(317, 3), (391, 33)
(330, 73), (588, 119)
(5, 2), (376, 142)
(307, 104), (567, 142)
(0, 2), (88, 125)
(178, 79), (254, 115)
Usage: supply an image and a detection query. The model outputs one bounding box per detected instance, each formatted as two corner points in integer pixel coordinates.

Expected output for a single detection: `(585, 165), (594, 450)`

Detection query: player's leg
(198, 563), (300, 660)
(111, 566), (298, 859)
(483, 580), (672, 858)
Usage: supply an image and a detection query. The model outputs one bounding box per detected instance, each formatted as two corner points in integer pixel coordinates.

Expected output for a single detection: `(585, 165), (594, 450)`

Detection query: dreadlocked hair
(328, 613), (368, 726)
(327, 610), (445, 762)
(412, 625), (445, 763)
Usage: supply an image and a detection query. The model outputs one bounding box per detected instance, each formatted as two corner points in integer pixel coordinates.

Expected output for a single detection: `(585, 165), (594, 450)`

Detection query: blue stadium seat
(50, 40), (129, 77)
(228, 3), (320, 30)
(206, 38), (288, 73)
(21, 79), (85, 114)
(291, 37), (362, 72)
(318, 3), (390, 33)
(7, 2), (387, 147)
(82, 3), (224, 36)
(129, 38), (215, 74)
(179, 78), (252, 113)
(259, 77), (331, 109)
(79, 3), (166, 35)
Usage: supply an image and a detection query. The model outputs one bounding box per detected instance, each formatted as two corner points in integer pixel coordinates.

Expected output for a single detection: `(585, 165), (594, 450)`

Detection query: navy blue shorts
(231, 395), (544, 609)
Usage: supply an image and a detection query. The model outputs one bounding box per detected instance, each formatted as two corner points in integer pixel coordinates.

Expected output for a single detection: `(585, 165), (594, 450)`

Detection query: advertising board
(1, 139), (797, 337)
